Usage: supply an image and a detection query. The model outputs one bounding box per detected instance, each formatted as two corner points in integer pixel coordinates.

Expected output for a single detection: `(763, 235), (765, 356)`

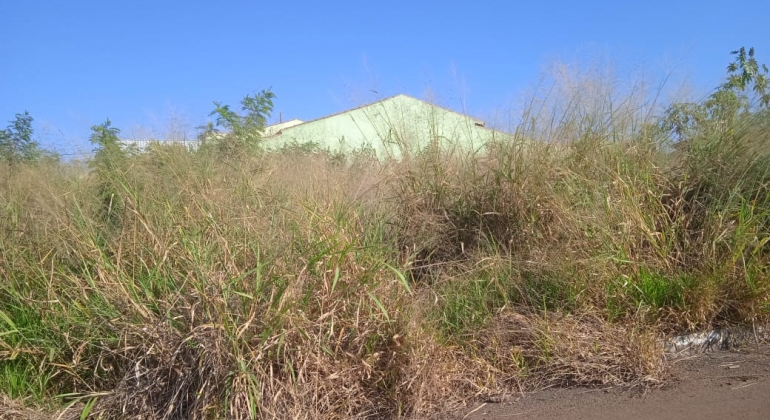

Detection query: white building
(120, 138), (199, 152)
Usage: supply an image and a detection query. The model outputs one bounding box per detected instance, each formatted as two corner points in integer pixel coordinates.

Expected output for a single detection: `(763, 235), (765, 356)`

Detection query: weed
(2, 56), (770, 418)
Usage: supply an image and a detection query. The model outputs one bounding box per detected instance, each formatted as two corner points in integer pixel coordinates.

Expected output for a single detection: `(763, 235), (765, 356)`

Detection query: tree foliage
(90, 119), (123, 160)
(723, 47), (770, 107)
(657, 47), (770, 220)
(89, 119), (126, 232)
(0, 111), (43, 164)
(199, 89), (275, 155)
(661, 47), (770, 141)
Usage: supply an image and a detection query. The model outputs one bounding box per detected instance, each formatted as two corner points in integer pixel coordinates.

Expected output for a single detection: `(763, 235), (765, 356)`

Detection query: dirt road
(458, 347), (770, 420)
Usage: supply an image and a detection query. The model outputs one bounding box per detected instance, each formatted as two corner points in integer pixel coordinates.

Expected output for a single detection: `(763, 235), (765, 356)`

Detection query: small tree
(90, 119), (124, 166)
(723, 46), (770, 108)
(658, 47), (770, 216)
(201, 89), (275, 155)
(89, 119), (126, 231)
(0, 111), (42, 164)
(661, 47), (769, 141)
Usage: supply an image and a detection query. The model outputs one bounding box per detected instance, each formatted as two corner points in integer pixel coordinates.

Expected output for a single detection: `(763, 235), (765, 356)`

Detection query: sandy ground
(454, 346), (770, 420)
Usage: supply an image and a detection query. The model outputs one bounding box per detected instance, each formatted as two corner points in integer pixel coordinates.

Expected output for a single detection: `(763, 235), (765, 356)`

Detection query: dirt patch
(452, 345), (770, 420)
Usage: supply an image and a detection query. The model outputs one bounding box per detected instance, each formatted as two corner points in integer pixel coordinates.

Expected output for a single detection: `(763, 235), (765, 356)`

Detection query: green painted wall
(263, 94), (509, 159)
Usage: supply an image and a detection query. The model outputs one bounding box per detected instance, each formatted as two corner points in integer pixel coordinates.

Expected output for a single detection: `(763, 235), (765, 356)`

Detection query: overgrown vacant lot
(2, 67), (770, 418)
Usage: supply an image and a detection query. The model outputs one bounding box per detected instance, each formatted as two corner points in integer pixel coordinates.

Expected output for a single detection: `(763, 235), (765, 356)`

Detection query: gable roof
(264, 94), (487, 137)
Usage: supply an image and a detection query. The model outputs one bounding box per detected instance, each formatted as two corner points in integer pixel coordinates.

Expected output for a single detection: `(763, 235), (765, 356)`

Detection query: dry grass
(1, 71), (769, 418)
(0, 395), (54, 420)
(478, 310), (665, 390)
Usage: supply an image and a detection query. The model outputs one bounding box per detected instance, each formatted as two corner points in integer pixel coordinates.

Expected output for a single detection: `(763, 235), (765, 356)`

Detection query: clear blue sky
(2, 0), (768, 156)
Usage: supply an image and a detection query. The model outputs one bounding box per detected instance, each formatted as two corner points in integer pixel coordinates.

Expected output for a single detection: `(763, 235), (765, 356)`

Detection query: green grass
(0, 359), (52, 402)
(436, 274), (510, 339)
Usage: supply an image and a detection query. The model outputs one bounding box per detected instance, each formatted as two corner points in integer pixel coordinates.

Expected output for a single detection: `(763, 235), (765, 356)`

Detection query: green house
(263, 94), (511, 160)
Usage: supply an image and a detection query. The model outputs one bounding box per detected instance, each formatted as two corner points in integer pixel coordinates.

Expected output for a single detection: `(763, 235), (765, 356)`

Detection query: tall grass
(1, 79), (769, 418)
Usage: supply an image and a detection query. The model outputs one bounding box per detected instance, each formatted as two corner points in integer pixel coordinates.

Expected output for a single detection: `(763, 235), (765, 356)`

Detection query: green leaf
(80, 397), (98, 420)
(383, 263), (412, 295)
(330, 267), (341, 294)
(367, 292), (390, 322)
(0, 310), (18, 330)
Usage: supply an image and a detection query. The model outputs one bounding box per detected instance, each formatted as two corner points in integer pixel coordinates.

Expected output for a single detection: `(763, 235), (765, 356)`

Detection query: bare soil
(453, 345), (770, 420)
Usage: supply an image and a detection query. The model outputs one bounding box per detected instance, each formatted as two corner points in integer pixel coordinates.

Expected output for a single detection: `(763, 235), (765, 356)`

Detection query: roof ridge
(263, 93), (485, 137)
